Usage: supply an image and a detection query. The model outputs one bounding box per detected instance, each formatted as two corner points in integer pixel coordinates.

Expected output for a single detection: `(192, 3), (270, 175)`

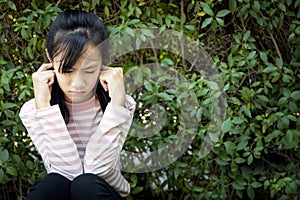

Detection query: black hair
(46, 9), (110, 124)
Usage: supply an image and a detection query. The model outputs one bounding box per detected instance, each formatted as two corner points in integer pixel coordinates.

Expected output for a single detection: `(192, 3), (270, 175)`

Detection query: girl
(19, 9), (136, 200)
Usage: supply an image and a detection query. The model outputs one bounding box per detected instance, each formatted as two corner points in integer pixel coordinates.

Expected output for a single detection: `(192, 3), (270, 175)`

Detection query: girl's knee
(25, 173), (71, 200)
(71, 173), (122, 200)
(71, 173), (102, 191)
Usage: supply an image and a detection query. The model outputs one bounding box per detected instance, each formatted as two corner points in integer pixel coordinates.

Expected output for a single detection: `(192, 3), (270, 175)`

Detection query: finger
(100, 66), (112, 73)
(99, 74), (108, 91)
(100, 67), (123, 77)
(47, 71), (56, 86)
(100, 79), (108, 91)
(37, 63), (53, 72)
(101, 66), (124, 72)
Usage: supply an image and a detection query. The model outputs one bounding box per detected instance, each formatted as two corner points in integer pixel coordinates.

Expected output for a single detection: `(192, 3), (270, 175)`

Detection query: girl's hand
(32, 63), (55, 110)
(100, 66), (126, 107)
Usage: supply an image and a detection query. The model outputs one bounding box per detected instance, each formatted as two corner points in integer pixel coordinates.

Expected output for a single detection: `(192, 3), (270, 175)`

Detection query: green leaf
(26, 160), (34, 170)
(104, 6), (110, 18)
(296, 0), (300, 8)
(168, 15), (180, 22)
(120, 0), (127, 8)
(0, 150), (9, 162)
(247, 186), (255, 200)
(165, 18), (171, 27)
(287, 114), (298, 122)
(174, 168), (180, 179)
(207, 81), (218, 90)
(263, 66), (277, 73)
(253, 1), (260, 12)
(224, 141), (236, 155)
(0, 137), (10, 143)
(141, 29), (155, 38)
(216, 17), (224, 26)
(222, 118), (232, 133)
(157, 93), (173, 101)
(257, 95), (269, 102)
(0, 169), (4, 182)
(161, 58), (174, 66)
(135, 37), (141, 49)
(232, 117), (245, 124)
(208, 132), (219, 142)
(237, 141), (248, 151)
(232, 181), (246, 190)
(251, 182), (262, 188)
(129, 19), (140, 25)
(247, 154), (253, 165)
(185, 25), (196, 31)
(242, 105), (252, 118)
(6, 166), (18, 177)
(285, 130), (294, 143)
(8, 1), (17, 10)
(180, 13), (186, 25)
(131, 186), (143, 194)
(215, 158), (229, 166)
(2, 103), (17, 109)
(247, 51), (256, 60)
(278, 97), (288, 107)
(278, 3), (286, 12)
(229, 0), (237, 13)
(265, 130), (282, 142)
(275, 58), (283, 68)
(201, 17), (212, 28)
(130, 174), (138, 185)
(234, 157), (246, 164)
(144, 80), (153, 92)
(200, 2), (214, 16)
(243, 31), (251, 41)
(237, 60), (246, 67)
(217, 9), (231, 17)
(259, 51), (268, 63)
(290, 90), (300, 101)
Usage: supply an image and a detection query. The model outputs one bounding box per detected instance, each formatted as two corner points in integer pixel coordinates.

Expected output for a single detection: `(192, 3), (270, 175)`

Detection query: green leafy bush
(0, 0), (299, 199)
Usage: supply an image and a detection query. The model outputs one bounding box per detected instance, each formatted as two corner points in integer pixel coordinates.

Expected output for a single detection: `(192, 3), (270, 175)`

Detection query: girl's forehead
(82, 44), (102, 58)
(54, 44), (102, 65)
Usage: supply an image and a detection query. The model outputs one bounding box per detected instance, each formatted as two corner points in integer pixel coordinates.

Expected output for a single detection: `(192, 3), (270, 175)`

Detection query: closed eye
(85, 71), (96, 74)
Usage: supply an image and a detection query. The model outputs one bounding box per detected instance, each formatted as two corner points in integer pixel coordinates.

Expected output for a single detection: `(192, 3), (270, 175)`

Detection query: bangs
(53, 29), (88, 73)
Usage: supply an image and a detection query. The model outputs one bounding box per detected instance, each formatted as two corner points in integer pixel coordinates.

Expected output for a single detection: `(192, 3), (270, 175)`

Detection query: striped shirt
(19, 95), (136, 197)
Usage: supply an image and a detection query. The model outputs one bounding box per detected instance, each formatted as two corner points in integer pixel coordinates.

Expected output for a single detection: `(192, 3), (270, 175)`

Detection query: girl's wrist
(35, 100), (50, 110)
(110, 96), (125, 107)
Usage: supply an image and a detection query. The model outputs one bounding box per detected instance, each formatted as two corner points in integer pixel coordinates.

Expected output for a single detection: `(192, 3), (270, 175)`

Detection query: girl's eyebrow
(82, 64), (98, 70)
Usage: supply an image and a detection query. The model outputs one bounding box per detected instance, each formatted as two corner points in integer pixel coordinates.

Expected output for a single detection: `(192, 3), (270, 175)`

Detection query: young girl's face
(53, 44), (102, 103)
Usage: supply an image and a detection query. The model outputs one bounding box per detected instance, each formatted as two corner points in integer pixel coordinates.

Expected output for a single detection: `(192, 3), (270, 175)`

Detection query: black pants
(25, 173), (125, 200)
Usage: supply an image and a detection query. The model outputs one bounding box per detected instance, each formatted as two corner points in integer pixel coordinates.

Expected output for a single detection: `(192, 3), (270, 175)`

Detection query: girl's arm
(84, 95), (136, 197)
(19, 99), (82, 180)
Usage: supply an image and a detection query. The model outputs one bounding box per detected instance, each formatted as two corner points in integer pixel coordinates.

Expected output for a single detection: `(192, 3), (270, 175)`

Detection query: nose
(71, 72), (86, 89)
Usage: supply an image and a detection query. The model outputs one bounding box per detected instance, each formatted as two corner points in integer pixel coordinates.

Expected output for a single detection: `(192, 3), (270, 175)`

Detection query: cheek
(87, 73), (100, 87)
(55, 74), (70, 89)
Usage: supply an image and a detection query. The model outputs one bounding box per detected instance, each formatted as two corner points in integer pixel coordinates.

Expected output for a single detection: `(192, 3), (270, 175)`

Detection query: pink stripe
(68, 126), (98, 131)
(85, 155), (117, 168)
(49, 158), (81, 166)
(38, 110), (61, 118)
(73, 110), (100, 115)
(47, 134), (72, 141)
(49, 165), (82, 175)
(49, 142), (76, 150)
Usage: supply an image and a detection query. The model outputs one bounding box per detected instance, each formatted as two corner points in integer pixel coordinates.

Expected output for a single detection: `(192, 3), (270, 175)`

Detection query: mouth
(69, 91), (85, 95)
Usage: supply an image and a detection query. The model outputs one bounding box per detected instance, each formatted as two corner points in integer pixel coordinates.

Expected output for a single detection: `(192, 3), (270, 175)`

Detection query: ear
(45, 49), (52, 63)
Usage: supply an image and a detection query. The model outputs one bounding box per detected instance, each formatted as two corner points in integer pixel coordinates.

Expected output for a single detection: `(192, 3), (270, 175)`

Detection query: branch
(55, 0), (61, 7)
(269, 32), (283, 62)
